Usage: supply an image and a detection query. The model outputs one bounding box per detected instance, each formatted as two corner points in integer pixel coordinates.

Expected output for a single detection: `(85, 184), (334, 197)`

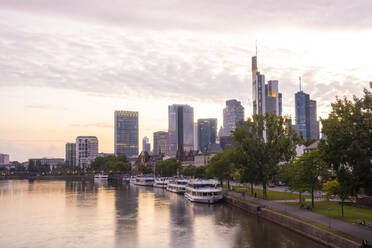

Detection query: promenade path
(226, 191), (372, 242)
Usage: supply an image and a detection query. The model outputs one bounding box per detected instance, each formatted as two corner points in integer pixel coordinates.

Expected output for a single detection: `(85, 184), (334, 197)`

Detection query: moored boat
(153, 178), (168, 188)
(130, 176), (137, 184)
(134, 176), (154, 186)
(94, 174), (109, 181)
(167, 178), (188, 193)
(184, 179), (223, 204)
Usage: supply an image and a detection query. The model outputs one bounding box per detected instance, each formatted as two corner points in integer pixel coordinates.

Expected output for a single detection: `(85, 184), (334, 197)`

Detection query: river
(0, 180), (326, 248)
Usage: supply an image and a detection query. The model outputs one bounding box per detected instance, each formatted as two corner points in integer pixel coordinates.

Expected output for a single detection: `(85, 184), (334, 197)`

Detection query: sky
(1, 0), (371, 162)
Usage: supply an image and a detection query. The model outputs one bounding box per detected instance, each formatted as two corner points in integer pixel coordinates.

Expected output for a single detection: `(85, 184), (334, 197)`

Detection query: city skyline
(1, 1), (371, 161)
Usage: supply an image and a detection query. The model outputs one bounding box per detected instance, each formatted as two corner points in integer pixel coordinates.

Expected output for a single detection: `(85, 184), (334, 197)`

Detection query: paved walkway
(226, 191), (372, 242)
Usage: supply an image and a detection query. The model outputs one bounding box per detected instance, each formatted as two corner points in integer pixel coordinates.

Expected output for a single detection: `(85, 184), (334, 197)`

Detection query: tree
(323, 180), (351, 217)
(232, 112), (299, 199)
(320, 89), (372, 196)
(284, 150), (329, 207)
(90, 155), (131, 173)
(207, 149), (235, 188)
(155, 158), (181, 177)
(182, 165), (207, 178)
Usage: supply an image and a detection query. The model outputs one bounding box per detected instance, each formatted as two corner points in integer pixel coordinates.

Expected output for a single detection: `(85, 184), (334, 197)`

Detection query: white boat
(167, 178), (188, 193)
(122, 176), (130, 183)
(134, 176), (154, 186)
(153, 178), (168, 188)
(185, 179), (223, 204)
(94, 174), (109, 180)
(130, 176), (137, 184)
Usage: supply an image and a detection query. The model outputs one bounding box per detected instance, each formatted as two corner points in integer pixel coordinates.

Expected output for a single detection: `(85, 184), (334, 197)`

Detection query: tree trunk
(227, 179), (230, 190)
(262, 182), (267, 199)
(250, 182), (254, 195)
(311, 187), (314, 208)
(341, 199), (344, 217)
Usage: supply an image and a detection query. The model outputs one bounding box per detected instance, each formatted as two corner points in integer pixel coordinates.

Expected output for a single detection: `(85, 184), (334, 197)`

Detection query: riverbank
(0, 175), (94, 180)
(224, 191), (365, 248)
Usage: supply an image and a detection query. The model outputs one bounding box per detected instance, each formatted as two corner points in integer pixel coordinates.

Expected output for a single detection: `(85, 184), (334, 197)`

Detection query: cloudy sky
(1, 0), (371, 162)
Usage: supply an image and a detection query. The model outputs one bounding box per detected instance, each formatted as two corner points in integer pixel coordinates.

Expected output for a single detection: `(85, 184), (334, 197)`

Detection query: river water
(0, 180), (325, 248)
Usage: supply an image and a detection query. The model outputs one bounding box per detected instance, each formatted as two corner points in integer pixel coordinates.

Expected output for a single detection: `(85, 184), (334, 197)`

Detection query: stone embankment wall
(224, 194), (359, 248)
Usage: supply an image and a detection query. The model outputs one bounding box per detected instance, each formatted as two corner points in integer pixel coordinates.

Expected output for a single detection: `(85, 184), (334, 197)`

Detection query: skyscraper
(252, 51), (282, 116)
(76, 136), (98, 169)
(309, 100), (320, 139)
(295, 90), (319, 139)
(222, 99), (244, 136)
(193, 122), (198, 151)
(65, 143), (76, 167)
(168, 104), (194, 159)
(197, 118), (217, 153)
(142, 136), (151, 153)
(153, 131), (168, 155)
(252, 54), (266, 115)
(114, 111), (139, 157)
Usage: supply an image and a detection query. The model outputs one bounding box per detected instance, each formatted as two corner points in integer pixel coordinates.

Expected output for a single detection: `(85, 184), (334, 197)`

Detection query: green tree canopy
(232, 112), (299, 199)
(283, 149), (329, 207)
(90, 155), (131, 173)
(320, 89), (372, 196)
(207, 148), (236, 187)
(155, 158), (181, 177)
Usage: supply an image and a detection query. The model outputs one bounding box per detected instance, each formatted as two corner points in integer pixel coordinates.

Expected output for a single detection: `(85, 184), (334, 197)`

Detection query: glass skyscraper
(222, 99), (244, 136)
(153, 131), (168, 155)
(252, 55), (282, 116)
(168, 104), (194, 159)
(295, 91), (319, 139)
(114, 111), (139, 157)
(65, 142), (76, 167)
(197, 118), (217, 154)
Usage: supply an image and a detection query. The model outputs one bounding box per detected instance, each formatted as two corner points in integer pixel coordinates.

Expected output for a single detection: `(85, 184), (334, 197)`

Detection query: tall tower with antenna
(252, 41), (265, 115)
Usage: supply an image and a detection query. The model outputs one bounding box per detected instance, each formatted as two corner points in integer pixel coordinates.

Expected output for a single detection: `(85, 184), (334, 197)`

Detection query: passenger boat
(129, 176), (137, 184)
(134, 176), (154, 186)
(122, 176), (130, 183)
(153, 178), (168, 188)
(167, 178), (188, 193)
(184, 179), (223, 204)
(94, 174), (109, 181)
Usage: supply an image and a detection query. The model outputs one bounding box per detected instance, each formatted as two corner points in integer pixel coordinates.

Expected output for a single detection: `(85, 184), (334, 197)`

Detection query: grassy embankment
(225, 185), (312, 201)
(287, 201), (372, 225)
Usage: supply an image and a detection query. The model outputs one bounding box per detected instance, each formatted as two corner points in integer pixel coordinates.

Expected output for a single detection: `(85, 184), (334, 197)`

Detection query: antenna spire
(255, 39), (257, 57)
(299, 76), (302, 91)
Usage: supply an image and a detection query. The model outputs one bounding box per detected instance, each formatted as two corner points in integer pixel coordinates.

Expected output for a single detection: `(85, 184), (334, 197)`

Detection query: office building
(295, 90), (319, 139)
(168, 104), (194, 159)
(198, 118), (217, 154)
(222, 99), (244, 136)
(29, 158), (64, 170)
(142, 136), (151, 153)
(193, 122), (198, 151)
(153, 131), (168, 155)
(0, 154), (9, 165)
(76, 136), (98, 169)
(114, 111), (139, 157)
(309, 100), (320, 139)
(65, 143), (76, 167)
(252, 52), (282, 115)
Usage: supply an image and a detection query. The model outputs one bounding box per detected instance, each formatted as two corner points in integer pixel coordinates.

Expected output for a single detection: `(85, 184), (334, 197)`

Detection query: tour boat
(122, 176), (130, 183)
(134, 176), (154, 186)
(184, 179), (223, 204)
(153, 178), (168, 188)
(167, 178), (188, 193)
(94, 174), (109, 181)
(129, 176), (137, 184)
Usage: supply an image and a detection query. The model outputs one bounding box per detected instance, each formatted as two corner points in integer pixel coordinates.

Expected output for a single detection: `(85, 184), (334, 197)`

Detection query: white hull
(153, 183), (167, 188)
(184, 192), (223, 204)
(94, 175), (108, 181)
(167, 185), (186, 193)
(134, 182), (154, 186)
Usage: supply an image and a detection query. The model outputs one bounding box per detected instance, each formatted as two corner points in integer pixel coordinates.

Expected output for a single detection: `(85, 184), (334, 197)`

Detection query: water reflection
(0, 180), (326, 248)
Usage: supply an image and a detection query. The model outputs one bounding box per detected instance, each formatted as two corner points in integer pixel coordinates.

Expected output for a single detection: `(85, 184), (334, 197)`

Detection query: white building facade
(76, 136), (99, 169)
